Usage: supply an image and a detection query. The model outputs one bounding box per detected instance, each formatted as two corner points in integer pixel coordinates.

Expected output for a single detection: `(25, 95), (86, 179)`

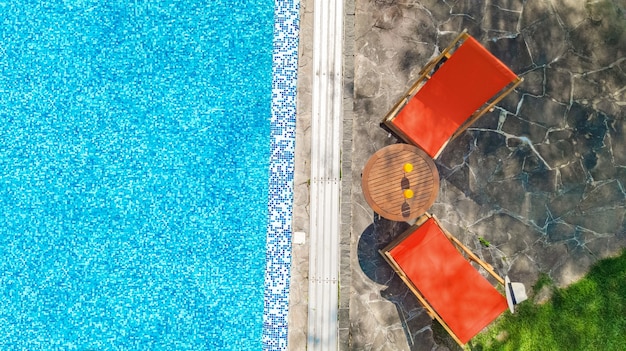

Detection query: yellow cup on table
(403, 163), (413, 173)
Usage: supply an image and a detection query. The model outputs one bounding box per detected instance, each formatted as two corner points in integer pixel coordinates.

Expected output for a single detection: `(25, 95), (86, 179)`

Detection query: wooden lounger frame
(379, 213), (505, 346)
(381, 30), (523, 159)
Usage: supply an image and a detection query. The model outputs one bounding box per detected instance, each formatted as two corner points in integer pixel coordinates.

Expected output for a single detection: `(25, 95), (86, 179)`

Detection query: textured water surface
(0, 1), (274, 349)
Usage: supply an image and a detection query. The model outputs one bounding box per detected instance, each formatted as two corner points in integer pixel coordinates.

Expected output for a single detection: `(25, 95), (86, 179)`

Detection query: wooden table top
(361, 144), (439, 221)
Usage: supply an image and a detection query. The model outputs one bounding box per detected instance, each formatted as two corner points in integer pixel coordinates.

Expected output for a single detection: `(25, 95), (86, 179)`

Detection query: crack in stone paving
(468, 127), (554, 170)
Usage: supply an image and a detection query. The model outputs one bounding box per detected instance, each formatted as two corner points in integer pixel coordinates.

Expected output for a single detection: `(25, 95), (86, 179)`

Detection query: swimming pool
(0, 1), (298, 350)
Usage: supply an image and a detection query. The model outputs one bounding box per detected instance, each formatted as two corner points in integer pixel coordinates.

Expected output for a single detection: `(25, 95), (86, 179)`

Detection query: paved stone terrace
(291, 0), (625, 350)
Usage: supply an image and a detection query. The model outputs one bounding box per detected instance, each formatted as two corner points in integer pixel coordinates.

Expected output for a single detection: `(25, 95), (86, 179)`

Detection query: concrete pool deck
(289, 0), (625, 349)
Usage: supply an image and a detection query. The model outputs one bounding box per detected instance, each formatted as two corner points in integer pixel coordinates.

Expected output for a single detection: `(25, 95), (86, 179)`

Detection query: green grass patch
(470, 249), (626, 351)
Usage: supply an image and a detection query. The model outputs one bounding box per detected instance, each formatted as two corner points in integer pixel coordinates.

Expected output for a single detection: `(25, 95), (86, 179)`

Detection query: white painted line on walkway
(307, 0), (343, 350)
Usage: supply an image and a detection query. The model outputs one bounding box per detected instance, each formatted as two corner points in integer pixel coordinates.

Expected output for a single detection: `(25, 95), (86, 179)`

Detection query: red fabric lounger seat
(387, 34), (520, 158)
(387, 217), (508, 344)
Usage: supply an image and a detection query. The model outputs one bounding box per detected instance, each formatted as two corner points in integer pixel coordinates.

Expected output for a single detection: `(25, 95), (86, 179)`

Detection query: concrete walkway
(292, 0), (625, 350)
(287, 0), (355, 349)
(306, 0), (344, 349)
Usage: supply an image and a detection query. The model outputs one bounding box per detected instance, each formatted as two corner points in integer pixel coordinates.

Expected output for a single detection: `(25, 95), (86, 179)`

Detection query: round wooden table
(361, 144), (440, 221)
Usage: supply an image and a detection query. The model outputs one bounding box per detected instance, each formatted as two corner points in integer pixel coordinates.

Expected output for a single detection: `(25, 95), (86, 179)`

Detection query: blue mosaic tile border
(263, 0), (300, 350)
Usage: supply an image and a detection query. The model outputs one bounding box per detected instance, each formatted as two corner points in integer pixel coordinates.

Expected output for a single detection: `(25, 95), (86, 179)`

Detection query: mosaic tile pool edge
(263, 1), (300, 350)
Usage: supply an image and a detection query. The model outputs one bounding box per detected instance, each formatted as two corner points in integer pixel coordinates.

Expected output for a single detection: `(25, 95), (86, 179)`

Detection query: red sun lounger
(380, 213), (526, 346)
(382, 30), (523, 159)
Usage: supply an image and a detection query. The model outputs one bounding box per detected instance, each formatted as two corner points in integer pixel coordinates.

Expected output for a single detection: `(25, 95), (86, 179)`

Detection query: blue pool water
(0, 1), (277, 349)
